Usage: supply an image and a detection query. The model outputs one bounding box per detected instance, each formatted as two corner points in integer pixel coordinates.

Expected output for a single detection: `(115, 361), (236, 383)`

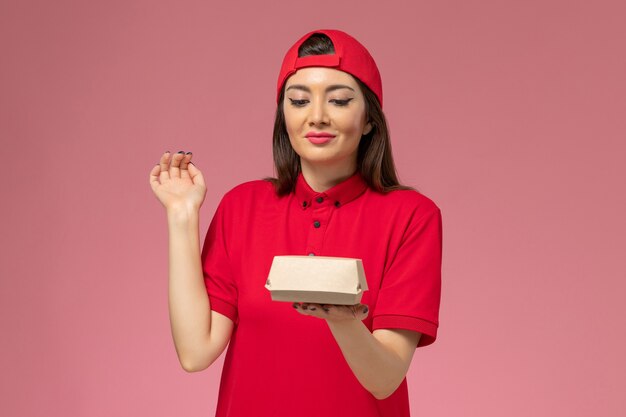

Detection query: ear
(363, 120), (373, 136)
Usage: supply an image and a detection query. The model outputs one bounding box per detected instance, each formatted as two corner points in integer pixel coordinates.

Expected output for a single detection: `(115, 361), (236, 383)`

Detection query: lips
(305, 131), (336, 144)
(305, 132), (336, 138)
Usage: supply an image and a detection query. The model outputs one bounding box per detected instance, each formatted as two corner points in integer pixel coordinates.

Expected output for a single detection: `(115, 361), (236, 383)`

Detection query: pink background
(1, 0), (624, 416)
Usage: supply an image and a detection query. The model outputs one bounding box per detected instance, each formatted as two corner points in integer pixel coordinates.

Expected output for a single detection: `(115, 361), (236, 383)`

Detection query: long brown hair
(263, 33), (415, 195)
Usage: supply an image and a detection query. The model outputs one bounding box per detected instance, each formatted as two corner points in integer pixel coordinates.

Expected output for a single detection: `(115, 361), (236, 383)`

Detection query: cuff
(208, 295), (238, 324)
(372, 314), (438, 347)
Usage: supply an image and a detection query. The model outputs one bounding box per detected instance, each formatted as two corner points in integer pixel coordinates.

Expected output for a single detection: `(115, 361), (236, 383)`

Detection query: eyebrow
(285, 84), (355, 93)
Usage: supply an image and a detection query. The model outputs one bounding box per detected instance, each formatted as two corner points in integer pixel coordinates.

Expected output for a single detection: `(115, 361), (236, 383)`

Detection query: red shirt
(201, 170), (442, 417)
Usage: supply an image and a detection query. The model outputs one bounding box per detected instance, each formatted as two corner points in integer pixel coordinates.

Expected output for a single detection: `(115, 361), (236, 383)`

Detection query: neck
(300, 159), (357, 192)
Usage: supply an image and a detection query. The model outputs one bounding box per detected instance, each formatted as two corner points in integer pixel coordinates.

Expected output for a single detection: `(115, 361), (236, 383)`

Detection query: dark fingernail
(322, 307), (329, 312)
(302, 304), (308, 310)
(177, 151), (184, 154)
(186, 151), (192, 154)
(363, 306), (368, 313)
(310, 307), (316, 311)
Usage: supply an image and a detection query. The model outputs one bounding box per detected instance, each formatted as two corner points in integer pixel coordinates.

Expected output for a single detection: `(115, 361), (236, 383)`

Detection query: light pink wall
(1, 1), (624, 416)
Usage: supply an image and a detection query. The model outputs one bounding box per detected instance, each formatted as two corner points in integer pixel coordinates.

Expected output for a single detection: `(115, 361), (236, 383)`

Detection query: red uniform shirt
(201, 170), (443, 417)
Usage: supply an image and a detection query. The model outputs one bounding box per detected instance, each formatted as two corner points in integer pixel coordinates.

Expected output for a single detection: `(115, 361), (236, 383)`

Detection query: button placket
(304, 198), (332, 256)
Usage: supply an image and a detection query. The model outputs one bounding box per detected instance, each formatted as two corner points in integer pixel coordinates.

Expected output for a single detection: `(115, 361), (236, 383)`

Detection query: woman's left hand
(293, 302), (369, 322)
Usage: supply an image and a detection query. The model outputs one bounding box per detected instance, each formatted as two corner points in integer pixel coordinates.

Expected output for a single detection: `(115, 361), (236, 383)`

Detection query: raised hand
(149, 151), (207, 213)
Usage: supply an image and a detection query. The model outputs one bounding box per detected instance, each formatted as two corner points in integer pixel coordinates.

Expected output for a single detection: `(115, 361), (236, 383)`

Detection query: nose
(307, 97), (330, 126)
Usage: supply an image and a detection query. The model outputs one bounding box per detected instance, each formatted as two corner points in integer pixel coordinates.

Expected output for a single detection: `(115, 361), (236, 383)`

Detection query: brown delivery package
(265, 255), (368, 305)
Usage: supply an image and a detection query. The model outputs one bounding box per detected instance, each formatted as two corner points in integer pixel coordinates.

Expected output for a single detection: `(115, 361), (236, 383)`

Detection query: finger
(296, 303), (327, 318)
(354, 303), (369, 319)
(149, 164), (161, 192)
(294, 302), (313, 313)
(292, 302), (307, 315)
(352, 303), (369, 317)
(187, 159), (206, 188)
(180, 152), (192, 179)
(169, 151), (185, 178)
(149, 163), (161, 191)
(159, 151), (171, 181)
(309, 303), (330, 318)
(323, 304), (368, 321)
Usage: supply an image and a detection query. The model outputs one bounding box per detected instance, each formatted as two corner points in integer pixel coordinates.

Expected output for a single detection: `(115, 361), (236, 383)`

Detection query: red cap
(276, 29), (383, 108)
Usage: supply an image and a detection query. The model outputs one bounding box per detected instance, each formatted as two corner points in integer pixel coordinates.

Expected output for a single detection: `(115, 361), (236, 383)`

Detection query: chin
(301, 154), (348, 167)
(301, 156), (332, 165)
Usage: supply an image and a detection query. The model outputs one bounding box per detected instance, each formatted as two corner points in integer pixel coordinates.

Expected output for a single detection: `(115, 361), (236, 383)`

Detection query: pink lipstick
(306, 132), (336, 144)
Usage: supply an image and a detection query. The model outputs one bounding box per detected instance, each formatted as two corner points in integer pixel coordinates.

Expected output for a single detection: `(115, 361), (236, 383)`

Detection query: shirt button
(334, 201), (340, 207)
(316, 196), (324, 203)
(313, 220), (321, 228)
(308, 252), (315, 256)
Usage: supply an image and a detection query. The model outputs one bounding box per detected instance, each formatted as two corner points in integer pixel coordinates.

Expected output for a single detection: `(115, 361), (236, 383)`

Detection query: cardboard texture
(265, 255), (368, 305)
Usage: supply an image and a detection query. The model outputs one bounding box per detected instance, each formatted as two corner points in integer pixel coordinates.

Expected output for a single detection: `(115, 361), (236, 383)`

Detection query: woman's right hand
(149, 151), (207, 213)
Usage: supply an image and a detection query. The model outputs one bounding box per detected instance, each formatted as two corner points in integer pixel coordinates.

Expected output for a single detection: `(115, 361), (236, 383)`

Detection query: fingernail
(302, 304), (308, 310)
(165, 151), (170, 153)
(292, 302), (298, 308)
(309, 307), (316, 311)
(177, 151), (184, 154)
(363, 306), (369, 313)
(186, 151), (192, 154)
(322, 308), (329, 312)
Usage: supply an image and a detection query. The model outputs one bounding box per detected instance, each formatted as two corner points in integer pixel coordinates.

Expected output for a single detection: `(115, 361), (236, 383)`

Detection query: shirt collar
(295, 170), (368, 210)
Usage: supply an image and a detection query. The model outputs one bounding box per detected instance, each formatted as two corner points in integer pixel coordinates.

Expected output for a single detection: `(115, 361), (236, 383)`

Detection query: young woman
(149, 29), (443, 417)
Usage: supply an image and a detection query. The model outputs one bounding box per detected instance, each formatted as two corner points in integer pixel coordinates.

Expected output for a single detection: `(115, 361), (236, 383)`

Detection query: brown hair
(263, 33), (415, 195)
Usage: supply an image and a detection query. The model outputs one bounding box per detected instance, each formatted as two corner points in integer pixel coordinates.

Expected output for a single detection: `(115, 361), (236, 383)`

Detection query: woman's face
(283, 67), (372, 173)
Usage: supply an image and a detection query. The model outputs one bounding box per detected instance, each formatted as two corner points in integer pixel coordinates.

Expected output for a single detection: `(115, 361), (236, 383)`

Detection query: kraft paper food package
(265, 255), (368, 305)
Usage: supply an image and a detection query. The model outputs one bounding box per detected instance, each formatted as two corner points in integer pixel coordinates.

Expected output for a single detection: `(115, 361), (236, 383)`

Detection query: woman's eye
(331, 98), (353, 106)
(288, 98), (308, 107)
